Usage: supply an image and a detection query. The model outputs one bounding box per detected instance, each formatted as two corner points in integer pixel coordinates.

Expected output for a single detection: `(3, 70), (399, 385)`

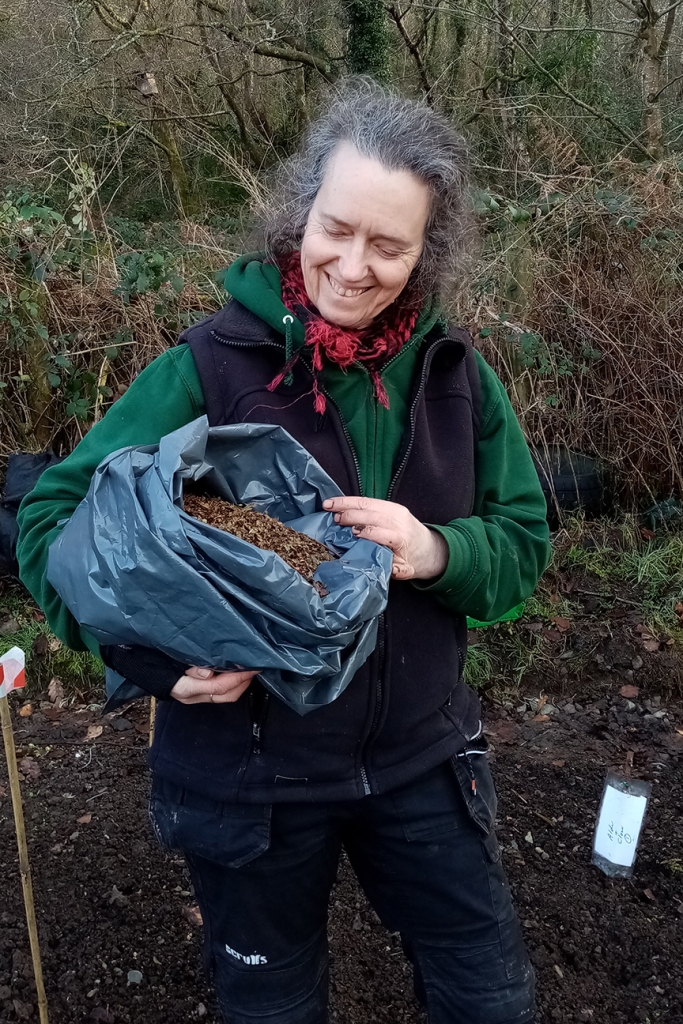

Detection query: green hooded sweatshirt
(17, 256), (550, 656)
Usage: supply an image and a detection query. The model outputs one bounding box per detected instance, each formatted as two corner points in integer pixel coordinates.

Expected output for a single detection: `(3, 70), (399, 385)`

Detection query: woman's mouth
(325, 273), (370, 299)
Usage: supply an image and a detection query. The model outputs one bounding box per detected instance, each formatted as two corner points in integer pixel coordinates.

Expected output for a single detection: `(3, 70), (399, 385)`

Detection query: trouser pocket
(149, 775), (271, 868)
(450, 737), (499, 854)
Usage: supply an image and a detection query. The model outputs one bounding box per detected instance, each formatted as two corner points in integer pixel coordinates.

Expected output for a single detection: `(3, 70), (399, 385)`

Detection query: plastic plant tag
(592, 771), (651, 878)
(0, 647), (26, 698)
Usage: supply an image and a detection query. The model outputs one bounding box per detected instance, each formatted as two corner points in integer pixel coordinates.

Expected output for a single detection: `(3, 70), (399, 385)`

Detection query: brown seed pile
(183, 493), (336, 589)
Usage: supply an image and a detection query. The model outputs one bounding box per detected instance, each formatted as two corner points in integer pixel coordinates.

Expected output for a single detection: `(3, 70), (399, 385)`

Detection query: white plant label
(593, 777), (648, 868)
(0, 647), (26, 698)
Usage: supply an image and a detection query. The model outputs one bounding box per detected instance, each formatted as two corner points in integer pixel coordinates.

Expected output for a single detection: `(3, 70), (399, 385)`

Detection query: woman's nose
(336, 240), (369, 283)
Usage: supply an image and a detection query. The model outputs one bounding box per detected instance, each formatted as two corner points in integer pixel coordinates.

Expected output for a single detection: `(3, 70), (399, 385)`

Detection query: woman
(18, 79), (549, 1023)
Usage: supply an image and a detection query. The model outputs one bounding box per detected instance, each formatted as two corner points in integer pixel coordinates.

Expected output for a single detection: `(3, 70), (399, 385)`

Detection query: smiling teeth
(327, 276), (367, 298)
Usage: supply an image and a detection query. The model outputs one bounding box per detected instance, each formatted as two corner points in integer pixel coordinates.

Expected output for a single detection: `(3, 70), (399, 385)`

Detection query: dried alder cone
(183, 493), (336, 591)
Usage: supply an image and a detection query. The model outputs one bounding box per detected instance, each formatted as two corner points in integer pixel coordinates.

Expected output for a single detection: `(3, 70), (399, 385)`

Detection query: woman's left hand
(323, 497), (448, 581)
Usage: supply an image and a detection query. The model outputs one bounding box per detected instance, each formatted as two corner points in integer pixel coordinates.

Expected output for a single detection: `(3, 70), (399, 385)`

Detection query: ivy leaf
(170, 275), (184, 294)
(479, 327), (492, 338)
(136, 272), (150, 293)
(47, 373), (61, 388)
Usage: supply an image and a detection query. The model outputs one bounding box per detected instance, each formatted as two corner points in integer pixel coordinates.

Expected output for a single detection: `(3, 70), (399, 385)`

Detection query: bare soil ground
(1, 677), (681, 1024)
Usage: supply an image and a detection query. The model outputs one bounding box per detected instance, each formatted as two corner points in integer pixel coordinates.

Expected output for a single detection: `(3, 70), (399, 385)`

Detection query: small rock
(0, 985), (11, 999)
(619, 684), (640, 699)
(563, 703), (576, 714)
(653, 710), (667, 719)
(110, 717), (133, 732)
(579, 1009), (594, 1021)
(625, 700), (636, 711)
(652, 695), (661, 707)
(127, 969), (143, 985)
(554, 964), (564, 979)
(0, 616), (19, 636)
(525, 832), (534, 844)
(182, 905), (203, 928)
(197, 1005), (207, 1018)
(109, 886), (129, 907)
(90, 1008), (115, 1022)
(632, 656), (643, 671)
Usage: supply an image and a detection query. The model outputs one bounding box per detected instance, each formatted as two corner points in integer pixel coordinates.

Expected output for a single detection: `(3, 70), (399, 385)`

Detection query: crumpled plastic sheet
(47, 417), (392, 713)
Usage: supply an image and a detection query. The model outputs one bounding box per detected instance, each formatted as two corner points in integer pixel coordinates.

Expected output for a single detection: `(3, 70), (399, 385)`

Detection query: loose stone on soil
(183, 493), (336, 588)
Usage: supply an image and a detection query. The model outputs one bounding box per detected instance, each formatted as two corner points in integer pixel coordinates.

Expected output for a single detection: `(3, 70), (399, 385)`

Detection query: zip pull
(461, 753), (477, 797)
(283, 315), (294, 386)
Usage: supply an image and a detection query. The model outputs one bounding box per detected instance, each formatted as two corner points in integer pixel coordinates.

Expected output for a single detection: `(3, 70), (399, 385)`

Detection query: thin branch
(654, 0), (683, 19)
(197, 0), (333, 80)
(513, 23), (639, 37)
(387, 3), (433, 99)
(650, 69), (683, 100)
(656, 4), (677, 57)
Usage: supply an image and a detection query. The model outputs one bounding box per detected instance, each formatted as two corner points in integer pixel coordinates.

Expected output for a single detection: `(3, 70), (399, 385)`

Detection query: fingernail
(197, 668), (212, 679)
(323, 500), (332, 509)
(334, 514), (341, 523)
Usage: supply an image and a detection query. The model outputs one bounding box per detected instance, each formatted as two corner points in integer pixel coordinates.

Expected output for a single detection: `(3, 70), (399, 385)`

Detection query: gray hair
(263, 77), (475, 303)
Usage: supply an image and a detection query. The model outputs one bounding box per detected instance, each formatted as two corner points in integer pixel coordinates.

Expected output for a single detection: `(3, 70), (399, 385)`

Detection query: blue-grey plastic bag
(47, 417), (392, 714)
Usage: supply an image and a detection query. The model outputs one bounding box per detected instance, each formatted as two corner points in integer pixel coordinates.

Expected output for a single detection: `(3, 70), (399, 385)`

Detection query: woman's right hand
(170, 665), (259, 704)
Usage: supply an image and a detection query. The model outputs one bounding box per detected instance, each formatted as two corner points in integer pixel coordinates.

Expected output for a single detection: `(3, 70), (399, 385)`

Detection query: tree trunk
(641, 21), (664, 157)
(347, 0), (390, 81)
(153, 118), (199, 217)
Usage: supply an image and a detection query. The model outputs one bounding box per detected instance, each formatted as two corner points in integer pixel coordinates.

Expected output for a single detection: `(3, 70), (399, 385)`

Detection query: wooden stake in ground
(149, 695), (156, 747)
(0, 647), (49, 1024)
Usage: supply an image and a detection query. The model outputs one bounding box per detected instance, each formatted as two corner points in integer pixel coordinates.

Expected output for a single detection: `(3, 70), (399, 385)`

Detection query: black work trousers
(150, 752), (535, 1024)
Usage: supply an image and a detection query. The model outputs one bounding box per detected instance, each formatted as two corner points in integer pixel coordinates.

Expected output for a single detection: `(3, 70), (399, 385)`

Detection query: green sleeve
(415, 351), (551, 620)
(16, 344), (205, 654)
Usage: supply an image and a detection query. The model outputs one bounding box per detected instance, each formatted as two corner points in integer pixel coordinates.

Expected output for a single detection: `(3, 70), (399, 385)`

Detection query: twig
(0, 696), (49, 1024)
(533, 809), (556, 826)
(85, 787), (109, 803)
(575, 589), (640, 608)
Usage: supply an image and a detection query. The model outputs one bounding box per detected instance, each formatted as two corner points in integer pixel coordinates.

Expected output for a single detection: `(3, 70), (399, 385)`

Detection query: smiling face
(299, 142), (431, 329)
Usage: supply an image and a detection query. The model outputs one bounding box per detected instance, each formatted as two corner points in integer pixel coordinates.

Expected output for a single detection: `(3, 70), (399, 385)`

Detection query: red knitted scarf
(267, 251), (420, 414)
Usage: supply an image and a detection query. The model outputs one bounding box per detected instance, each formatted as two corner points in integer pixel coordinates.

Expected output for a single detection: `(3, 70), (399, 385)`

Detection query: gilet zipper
(354, 332), (452, 796)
